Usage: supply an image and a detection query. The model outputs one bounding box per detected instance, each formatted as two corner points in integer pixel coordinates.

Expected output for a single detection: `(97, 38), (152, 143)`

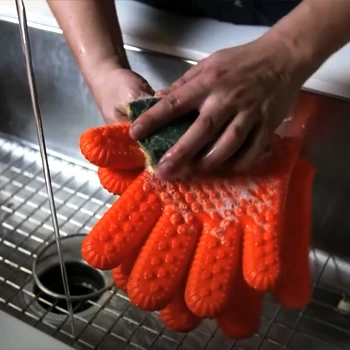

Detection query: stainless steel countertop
(0, 310), (74, 350)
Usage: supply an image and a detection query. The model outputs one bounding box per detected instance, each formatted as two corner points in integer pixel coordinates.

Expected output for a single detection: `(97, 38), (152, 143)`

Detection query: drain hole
(33, 261), (106, 314)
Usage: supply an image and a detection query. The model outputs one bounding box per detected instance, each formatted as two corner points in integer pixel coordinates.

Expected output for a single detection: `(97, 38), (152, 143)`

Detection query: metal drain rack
(0, 132), (350, 350)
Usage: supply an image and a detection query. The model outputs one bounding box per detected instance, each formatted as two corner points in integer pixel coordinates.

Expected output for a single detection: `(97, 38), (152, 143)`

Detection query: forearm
(266, 0), (350, 77)
(47, 0), (129, 90)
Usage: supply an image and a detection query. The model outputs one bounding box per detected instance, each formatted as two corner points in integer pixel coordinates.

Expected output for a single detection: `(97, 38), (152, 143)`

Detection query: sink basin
(0, 17), (350, 350)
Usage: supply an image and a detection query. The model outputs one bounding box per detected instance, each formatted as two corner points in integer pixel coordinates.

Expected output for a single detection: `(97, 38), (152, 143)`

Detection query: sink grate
(0, 133), (350, 350)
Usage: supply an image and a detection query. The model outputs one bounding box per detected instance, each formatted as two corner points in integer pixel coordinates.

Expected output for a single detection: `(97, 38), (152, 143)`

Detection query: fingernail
(203, 147), (215, 159)
(130, 123), (143, 139)
(157, 160), (175, 177)
(196, 148), (215, 170)
(155, 90), (167, 97)
(159, 152), (171, 164)
(154, 90), (163, 96)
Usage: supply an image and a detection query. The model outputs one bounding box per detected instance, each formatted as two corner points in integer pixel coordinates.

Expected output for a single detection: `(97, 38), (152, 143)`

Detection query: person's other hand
(128, 34), (312, 179)
(92, 65), (154, 125)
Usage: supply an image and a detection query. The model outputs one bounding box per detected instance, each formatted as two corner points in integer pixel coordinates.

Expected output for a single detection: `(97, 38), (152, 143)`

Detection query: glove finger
(242, 137), (301, 291)
(112, 229), (151, 292)
(112, 242), (144, 292)
(127, 206), (202, 311)
(98, 167), (143, 196)
(217, 261), (263, 340)
(80, 123), (145, 169)
(112, 263), (133, 293)
(185, 221), (242, 318)
(160, 283), (201, 333)
(82, 173), (162, 270)
(274, 157), (315, 308)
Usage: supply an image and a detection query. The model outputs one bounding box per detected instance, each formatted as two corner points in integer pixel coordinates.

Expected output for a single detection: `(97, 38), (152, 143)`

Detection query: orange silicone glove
(106, 147), (315, 337)
(217, 157), (315, 338)
(79, 123), (315, 338)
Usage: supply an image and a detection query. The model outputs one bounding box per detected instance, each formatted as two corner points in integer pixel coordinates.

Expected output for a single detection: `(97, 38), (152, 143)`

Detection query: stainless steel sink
(0, 17), (350, 350)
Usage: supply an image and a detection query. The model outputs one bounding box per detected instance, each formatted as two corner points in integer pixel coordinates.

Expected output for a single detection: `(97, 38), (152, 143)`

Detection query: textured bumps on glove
(109, 154), (315, 338)
(79, 123), (145, 170)
(79, 126), (312, 304)
(79, 98), (315, 339)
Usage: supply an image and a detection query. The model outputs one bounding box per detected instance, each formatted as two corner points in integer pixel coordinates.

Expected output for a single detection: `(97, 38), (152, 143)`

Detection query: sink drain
(30, 234), (114, 316)
(33, 260), (106, 314)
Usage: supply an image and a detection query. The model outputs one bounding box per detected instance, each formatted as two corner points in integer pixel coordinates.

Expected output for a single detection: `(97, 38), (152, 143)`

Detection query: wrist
(84, 55), (129, 92)
(266, 0), (350, 82)
(258, 27), (316, 87)
(81, 56), (131, 111)
(270, 12), (321, 73)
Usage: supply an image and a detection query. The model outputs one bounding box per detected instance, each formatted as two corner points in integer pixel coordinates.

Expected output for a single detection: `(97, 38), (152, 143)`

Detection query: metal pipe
(14, 0), (76, 337)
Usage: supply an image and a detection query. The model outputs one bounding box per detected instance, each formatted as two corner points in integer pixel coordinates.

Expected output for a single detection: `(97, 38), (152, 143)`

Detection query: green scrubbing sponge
(126, 97), (199, 170)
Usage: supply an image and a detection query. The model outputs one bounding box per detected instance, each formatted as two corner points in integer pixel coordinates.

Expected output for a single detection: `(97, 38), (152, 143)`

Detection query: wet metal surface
(0, 17), (350, 350)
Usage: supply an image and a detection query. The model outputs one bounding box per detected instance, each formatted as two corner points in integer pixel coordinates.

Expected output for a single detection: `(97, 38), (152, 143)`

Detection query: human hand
(128, 34), (312, 179)
(91, 65), (154, 125)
